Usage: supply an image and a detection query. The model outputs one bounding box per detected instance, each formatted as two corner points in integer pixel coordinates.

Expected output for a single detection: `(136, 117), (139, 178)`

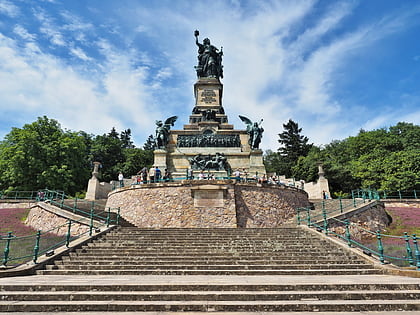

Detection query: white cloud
(0, 30), (160, 144)
(34, 8), (67, 47)
(1, 0), (419, 151)
(13, 25), (36, 41)
(70, 47), (91, 61)
(0, 0), (19, 17)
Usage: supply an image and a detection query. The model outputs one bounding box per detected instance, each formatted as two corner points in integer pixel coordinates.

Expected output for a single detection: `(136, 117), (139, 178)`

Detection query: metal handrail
(296, 202), (420, 270)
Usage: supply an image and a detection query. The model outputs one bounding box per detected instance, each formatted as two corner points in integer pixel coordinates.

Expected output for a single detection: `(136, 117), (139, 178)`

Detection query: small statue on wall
(155, 116), (178, 149)
(239, 115), (264, 149)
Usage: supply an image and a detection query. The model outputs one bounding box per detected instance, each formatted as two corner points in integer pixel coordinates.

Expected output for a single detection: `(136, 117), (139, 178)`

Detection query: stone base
(153, 149), (168, 170)
(106, 181), (310, 228)
(85, 177), (112, 200)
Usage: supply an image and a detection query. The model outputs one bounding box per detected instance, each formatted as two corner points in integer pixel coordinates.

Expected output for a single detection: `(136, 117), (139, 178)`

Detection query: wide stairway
(1, 227), (419, 312)
(40, 227), (379, 276)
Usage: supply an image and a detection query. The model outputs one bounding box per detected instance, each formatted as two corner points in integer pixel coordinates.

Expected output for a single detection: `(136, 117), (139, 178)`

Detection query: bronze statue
(155, 116), (178, 149)
(239, 115), (264, 149)
(194, 30), (223, 79)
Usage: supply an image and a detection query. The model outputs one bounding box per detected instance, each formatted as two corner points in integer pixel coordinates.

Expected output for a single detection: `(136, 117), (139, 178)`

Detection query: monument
(153, 30), (266, 178)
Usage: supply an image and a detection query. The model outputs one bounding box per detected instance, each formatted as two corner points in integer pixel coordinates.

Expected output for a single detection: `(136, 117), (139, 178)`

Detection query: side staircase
(1, 227), (419, 312)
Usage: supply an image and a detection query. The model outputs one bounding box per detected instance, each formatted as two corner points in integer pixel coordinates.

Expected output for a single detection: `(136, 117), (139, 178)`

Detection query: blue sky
(0, 0), (419, 150)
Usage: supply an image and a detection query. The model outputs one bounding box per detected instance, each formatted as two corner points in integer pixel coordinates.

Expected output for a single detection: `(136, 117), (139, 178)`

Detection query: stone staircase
(1, 227), (419, 312)
(39, 227), (379, 276)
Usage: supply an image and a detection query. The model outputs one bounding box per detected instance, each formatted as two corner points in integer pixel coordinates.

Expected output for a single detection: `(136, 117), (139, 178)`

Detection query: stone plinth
(106, 180), (310, 228)
(154, 77), (266, 178)
(153, 149), (168, 170)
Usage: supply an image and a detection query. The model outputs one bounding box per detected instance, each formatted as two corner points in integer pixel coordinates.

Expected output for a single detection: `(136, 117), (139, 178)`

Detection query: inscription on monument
(200, 89), (217, 104)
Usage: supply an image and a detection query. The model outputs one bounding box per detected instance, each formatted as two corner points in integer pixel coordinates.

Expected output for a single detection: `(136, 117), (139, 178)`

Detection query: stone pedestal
(153, 149), (168, 170)
(249, 149), (266, 175)
(85, 162), (112, 200)
(154, 77), (266, 179)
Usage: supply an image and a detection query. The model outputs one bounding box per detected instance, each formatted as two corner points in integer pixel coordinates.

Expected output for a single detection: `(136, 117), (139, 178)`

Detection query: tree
(90, 132), (125, 182)
(273, 119), (312, 177)
(143, 134), (156, 151)
(120, 129), (134, 149)
(0, 116), (91, 194)
(117, 148), (154, 177)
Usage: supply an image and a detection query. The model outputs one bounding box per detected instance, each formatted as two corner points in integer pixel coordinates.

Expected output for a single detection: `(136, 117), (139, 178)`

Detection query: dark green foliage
(120, 129), (134, 149)
(264, 119), (312, 178)
(291, 122), (420, 194)
(143, 134), (156, 151)
(0, 118), (153, 195)
(0, 116), (91, 195)
(90, 128), (152, 182)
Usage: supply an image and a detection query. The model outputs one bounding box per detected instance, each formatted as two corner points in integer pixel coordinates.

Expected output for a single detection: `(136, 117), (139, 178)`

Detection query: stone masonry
(25, 205), (89, 236)
(106, 180), (310, 228)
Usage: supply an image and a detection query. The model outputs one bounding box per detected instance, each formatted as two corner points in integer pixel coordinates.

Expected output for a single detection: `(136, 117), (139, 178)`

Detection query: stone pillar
(249, 149), (267, 175)
(153, 149), (168, 171)
(85, 162), (101, 200)
(317, 162), (331, 199)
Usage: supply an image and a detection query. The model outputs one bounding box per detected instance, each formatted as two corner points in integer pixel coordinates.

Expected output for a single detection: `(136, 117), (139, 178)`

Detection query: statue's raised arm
(194, 30), (223, 79)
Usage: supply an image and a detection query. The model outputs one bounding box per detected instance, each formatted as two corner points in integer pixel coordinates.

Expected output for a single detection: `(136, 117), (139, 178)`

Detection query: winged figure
(239, 115), (264, 149)
(155, 116), (178, 149)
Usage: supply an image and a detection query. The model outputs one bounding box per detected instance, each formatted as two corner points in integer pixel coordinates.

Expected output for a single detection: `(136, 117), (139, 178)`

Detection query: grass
(0, 208), (64, 267)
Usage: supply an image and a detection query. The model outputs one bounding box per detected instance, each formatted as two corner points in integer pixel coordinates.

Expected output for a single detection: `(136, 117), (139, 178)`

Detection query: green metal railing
(0, 189), (120, 225)
(1, 189), (121, 267)
(2, 218), (91, 267)
(113, 175), (298, 191)
(352, 189), (419, 200)
(296, 200), (420, 270)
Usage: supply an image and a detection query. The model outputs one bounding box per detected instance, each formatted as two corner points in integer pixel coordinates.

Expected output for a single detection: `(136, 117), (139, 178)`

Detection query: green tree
(0, 116), (90, 194)
(117, 148), (154, 177)
(120, 129), (134, 149)
(273, 119), (312, 177)
(90, 132), (124, 182)
(143, 134), (156, 151)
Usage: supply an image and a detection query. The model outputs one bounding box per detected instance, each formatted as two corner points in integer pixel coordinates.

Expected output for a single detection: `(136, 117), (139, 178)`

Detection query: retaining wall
(106, 180), (311, 228)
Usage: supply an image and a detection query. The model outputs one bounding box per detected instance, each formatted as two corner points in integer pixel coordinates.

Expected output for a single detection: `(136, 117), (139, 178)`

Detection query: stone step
(75, 246), (350, 251)
(3, 282), (417, 292)
(0, 299), (418, 312)
(2, 290), (419, 301)
(86, 243), (334, 248)
(72, 250), (358, 260)
(51, 263), (373, 271)
(37, 268), (382, 276)
(89, 239), (331, 247)
(59, 258), (362, 264)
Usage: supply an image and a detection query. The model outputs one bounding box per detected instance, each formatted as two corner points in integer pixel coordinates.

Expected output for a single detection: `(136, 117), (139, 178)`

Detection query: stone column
(249, 149), (267, 175)
(85, 162), (101, 200)
(153, 149), (168, 171)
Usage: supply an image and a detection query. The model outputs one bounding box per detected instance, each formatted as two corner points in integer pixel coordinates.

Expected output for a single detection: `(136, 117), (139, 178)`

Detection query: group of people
(136, 166), (172, 184)
(118, 167), (173, 187)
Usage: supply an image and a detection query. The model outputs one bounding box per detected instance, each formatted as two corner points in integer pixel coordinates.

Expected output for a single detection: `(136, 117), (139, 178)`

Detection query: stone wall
(326, 202), (390, 240)
(25, 205), (89, 236)
(383, 200), (420, 208)
(106, 180), (310, 228)
(0, 202), (36, 209)
(235, 184), (310, 228)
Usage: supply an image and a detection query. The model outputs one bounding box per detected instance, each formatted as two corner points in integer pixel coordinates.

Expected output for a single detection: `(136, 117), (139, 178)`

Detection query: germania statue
(194, 30), (223, 79)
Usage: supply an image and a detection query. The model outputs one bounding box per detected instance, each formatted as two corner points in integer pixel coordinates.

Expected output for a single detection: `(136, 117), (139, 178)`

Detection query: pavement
(1, 274), (419, 314)
(1, 274), (420, 286)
